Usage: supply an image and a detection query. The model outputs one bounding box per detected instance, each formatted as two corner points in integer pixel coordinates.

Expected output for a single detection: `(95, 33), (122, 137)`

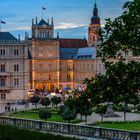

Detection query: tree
(83, 1), (140, 123)
(62, 109), (76, 123)
(128, 94), (140, 111)
(41, 97), (51, 109)
(51, 96), (61, 108)
(31, 96), (40, 109)
(98, 1), (140, 60)
(96, 1), (140, 116)
(58, 105), (67, 115)
(77, 92), (92, 125)
(39, 109), (51, 120)
(95, 105), (107, 122)
(64, 96), (76, 112)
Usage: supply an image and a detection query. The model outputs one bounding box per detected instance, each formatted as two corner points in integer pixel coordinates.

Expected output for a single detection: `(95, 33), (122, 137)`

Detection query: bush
(58, 105), (67, 115)
(39, 109), (51, 120)
(62, 109), (76, 123)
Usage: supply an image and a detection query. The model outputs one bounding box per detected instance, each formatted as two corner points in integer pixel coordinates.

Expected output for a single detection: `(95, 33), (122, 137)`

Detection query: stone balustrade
(0, 116), (140, 140)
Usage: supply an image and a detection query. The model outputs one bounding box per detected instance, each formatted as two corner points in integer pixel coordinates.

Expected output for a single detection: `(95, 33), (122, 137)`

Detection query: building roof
(59, 38), (87, 48)
(0, 32), (17, 41)
(38, 19), (49, 26)
(60, 48), (79, 59)
(74, 47), (96, 59)
(60, 47), (96, 60)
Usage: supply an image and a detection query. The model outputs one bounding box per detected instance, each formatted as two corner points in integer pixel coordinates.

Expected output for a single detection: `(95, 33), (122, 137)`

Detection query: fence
(0, 116), (140, 140)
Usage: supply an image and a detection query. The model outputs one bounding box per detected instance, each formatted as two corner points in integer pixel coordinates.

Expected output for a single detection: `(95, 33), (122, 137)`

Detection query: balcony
(33, 79), (58, 83)
(0, 72), (10, 76)
(0, 86), (11, 91)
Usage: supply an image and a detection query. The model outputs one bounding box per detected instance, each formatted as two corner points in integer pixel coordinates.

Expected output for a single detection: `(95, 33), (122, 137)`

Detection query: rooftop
(38, 19), (49, 26)
(59, 38), (87, 48)
(0, 32), (17, 41)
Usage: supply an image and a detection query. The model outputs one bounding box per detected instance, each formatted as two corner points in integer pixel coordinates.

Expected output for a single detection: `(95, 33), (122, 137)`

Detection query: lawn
(0, 125), (80, 140)
(93, 121), (140, 131)
(9, 110), (82, 124)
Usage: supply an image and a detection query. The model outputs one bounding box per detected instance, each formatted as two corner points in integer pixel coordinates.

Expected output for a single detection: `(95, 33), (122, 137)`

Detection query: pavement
(1, 102), (140, 125)
(77, 112), (140, 125)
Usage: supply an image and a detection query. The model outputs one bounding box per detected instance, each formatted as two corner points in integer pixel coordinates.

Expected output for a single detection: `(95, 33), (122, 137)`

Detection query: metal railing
(0, 116), (140, 140)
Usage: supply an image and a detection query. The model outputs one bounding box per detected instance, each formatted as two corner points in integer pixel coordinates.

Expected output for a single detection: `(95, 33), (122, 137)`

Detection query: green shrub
(58, 105), (67, 115)
(62, 109), (76, 123)
(39, 109), (51, 120)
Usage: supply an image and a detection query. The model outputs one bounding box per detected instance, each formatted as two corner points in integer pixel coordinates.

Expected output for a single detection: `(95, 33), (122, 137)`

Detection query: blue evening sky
(0, 0), (128, 39)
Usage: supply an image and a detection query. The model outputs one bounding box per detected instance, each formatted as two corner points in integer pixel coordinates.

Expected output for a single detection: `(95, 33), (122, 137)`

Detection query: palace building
(0, 1), (104, 102)
(0, 32), (29, 103)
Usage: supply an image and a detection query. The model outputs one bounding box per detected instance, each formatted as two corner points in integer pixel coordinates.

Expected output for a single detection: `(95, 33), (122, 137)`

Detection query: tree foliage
(98, 1), (140, 60)
(84, 1), (140, 119)
(41, 97), (51, 108)
(95, 105), (107, 122)
(31, 96), (40, 109)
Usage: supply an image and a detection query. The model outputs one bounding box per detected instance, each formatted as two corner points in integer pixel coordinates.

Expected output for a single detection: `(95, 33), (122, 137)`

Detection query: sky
(0, 0), (128, 39)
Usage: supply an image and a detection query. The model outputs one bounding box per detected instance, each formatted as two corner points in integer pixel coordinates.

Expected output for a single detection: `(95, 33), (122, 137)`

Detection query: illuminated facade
(29, 1), (104, 92)
(0, 1), (104, 104)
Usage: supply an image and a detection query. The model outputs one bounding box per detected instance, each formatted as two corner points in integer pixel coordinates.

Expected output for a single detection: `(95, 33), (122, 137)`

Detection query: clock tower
(88, 1), (100, 47)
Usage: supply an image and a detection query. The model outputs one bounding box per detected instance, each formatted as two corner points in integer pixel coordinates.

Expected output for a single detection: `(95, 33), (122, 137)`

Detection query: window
(87, 64), (89, 71)
(39, 53), (43, 57)
(49, 64), (52, 71)
(14, 78), (19, 86)
(14, 65), (19, 72)
(67, 74), (71, 81)
(0, 49), (5, 56)
(0, 65), (5, 72)
(49, 74), (52, 80)
(93, 35), (95, 41)
(0, 79), (5, 86)
(14, 49), (19, 56)
(1, 94), (6, 100)
(92, 64), (94, 70)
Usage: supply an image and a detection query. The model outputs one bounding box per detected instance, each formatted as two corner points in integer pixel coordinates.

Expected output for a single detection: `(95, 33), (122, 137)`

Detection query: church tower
(88, 1), (100, 47)
(32, 17), (54, 40)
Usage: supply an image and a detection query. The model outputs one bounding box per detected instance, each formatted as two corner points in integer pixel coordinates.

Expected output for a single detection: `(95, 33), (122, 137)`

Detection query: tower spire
(88, 0), (100, 47)
(93, 0), (98, 16)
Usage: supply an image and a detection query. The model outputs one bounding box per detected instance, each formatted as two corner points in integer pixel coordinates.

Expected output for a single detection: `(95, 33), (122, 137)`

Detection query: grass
(0, 125), (80, 140)
(9, 110), (82, 124)
(93, 121), (140, 131)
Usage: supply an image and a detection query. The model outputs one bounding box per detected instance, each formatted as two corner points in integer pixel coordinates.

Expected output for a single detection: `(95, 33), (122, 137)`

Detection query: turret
(88, 1), (101, 47)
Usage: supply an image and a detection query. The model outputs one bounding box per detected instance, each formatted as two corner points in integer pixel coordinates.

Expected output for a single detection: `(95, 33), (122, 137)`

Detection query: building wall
(0, 42), (29, 103)
(31, 40), (60, 91)
(74, 59), (96, 90)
